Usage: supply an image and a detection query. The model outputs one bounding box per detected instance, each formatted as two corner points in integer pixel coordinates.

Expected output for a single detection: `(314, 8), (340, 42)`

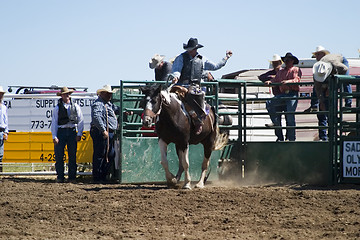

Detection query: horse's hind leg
(159, 139), (177, 187)
(195, 145), (211, 189)
(177, 145), (191, 189)
(175, 157), (184, 183)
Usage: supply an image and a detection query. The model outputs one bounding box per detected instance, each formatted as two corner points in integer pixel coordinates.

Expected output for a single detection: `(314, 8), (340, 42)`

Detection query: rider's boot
(189, 110), (203, 135)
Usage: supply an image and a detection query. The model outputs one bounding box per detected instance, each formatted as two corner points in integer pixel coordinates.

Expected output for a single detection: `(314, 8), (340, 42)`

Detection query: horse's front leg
(195, 146), (211, 189)
(177, 145), (191, 189)
(159, 139), (177, 187)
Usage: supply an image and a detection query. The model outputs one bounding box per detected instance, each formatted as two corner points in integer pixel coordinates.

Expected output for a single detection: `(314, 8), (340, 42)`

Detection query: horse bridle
(143, 94), (164, 127)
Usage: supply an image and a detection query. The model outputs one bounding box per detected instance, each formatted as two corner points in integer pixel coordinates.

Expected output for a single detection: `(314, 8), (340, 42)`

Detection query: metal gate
(114, 76), (360, 185)
(330, 75), (360, 184)
(113, 80), (221, 183)
(217, 75), (360, 185)
(217, 79), (333, 185)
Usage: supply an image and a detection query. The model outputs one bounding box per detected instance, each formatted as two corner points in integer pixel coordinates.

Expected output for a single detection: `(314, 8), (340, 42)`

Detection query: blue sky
(1, 0), (359, 92)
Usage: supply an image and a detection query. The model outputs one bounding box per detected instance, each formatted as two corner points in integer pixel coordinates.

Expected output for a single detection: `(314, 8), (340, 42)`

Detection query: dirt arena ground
(0, 176), (359, 240)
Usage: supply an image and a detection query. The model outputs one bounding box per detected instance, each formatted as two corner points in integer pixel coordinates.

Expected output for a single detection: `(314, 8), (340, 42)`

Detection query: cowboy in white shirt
(0, 86), (8, 172)
(51, 87), (84, 183)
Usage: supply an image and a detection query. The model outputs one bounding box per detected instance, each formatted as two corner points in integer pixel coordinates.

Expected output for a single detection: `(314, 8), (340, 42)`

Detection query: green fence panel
(120, 138), (221, 183)
(244, 142), (331, 185)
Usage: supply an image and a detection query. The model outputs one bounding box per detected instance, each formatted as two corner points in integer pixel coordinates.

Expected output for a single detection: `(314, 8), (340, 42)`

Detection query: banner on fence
(343, 141), (360, 178)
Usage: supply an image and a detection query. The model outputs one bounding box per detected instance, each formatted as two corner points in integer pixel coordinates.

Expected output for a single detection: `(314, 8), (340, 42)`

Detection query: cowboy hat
(56, 86), (74, 96)
(96, 84), (115, 95)
(149, 54), (165, 69)
(0, 86), (5, 93)
(281, 52), (299, 65)
(183, 38), (204, 51)
(313, 61), (333, 82)
(269, 54), (282, 63)
(312, 45), (330, 55)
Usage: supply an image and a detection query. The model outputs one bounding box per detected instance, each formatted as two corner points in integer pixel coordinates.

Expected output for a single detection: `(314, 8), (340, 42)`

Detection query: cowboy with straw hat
(304, 45), (332, 113)
(259, 54), (283, 84)
(310, 46), (351, 141)
(0, 86), (8, 172)
(312, 45), (330, 60)
(51, 86), (84, 183)
(149, 54), (165, 69)
(56, 86), (74, 96)
(149, 54), (173, 81)
(90, 84), (119, 183)
(259, 54), (284, 128)
(96, 84), (115, 95)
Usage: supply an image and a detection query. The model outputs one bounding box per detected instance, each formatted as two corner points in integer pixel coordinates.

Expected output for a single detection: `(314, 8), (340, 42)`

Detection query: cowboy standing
(171, 37), (232, 134)
(258, 54), (283, 127)
(149, 54), (173, 81)
(90, 85), (119, 183)
(304, 45), (351, 113)
(265, 52), (302, 141)
(51, 87), (84, 183)
(259, 54), (283, 84)
(0, 86), (8, 172)
(313, 51), (349, 141)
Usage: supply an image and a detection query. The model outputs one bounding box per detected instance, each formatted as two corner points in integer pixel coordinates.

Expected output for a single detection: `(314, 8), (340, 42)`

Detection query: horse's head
(140, 84), (162, 128)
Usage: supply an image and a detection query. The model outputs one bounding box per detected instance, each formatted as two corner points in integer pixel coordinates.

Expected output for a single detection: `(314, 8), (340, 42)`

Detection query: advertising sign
(343, 141), (360, 178)
(3, 94), (97, 163)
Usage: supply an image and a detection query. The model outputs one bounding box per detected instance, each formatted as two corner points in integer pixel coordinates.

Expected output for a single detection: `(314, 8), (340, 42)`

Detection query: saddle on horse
(170, 85), (210, 135)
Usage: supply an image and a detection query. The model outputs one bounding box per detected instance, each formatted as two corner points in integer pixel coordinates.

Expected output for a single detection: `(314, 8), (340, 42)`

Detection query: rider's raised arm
(203, 50), (232, 71)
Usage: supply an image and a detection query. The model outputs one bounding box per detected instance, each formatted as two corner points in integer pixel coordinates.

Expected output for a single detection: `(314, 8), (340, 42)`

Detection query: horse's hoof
(166, 178), (178, 188)
(194, 183), (205, 189)
(182, 183), (192, 190)
(171, 178), (177, 184)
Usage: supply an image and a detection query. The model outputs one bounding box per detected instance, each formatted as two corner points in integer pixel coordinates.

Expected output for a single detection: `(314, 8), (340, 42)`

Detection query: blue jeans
(90, 127), (116, 182)
(343, 57), (351, 107)
(343, 83), (352, 107)
(310, 86), (319, 109)
(310, 84), (350, 108)
(54, 128), (78, 181)
(317, 90), (329, 140)
(266, 92), (298, 141)
(313, 85), (351, 107)
(339, 57), (352, 107)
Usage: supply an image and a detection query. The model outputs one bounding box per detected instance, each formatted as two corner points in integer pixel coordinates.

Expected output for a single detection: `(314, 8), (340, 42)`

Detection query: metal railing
(217, 79), (326, 143)
(115, 80), (219, 139)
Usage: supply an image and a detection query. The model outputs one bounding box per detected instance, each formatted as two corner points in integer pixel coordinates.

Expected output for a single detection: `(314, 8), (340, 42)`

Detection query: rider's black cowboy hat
(183, 38), (204, 51)
(281, 52), (299, 65)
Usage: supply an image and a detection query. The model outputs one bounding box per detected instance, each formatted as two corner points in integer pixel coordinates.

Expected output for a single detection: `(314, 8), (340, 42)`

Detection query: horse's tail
(214, 126), (229, 151)
(213, 105), (232, 150)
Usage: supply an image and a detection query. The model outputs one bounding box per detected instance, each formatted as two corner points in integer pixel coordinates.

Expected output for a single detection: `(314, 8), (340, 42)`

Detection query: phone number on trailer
(31, 120), (52, 129)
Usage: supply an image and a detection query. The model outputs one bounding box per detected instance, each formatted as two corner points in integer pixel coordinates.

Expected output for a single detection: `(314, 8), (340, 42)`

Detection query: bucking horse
(140, 84), (227, 189)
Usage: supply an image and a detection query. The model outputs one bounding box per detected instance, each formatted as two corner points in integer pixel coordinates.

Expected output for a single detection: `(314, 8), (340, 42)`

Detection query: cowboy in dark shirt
(171, 37), (232, 134)
(258, 54), (283, 96)
(149, 54), (173, 81)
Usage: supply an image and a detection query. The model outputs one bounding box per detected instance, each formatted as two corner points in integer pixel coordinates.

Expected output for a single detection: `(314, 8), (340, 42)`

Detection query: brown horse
(140, 84), (226, 189)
